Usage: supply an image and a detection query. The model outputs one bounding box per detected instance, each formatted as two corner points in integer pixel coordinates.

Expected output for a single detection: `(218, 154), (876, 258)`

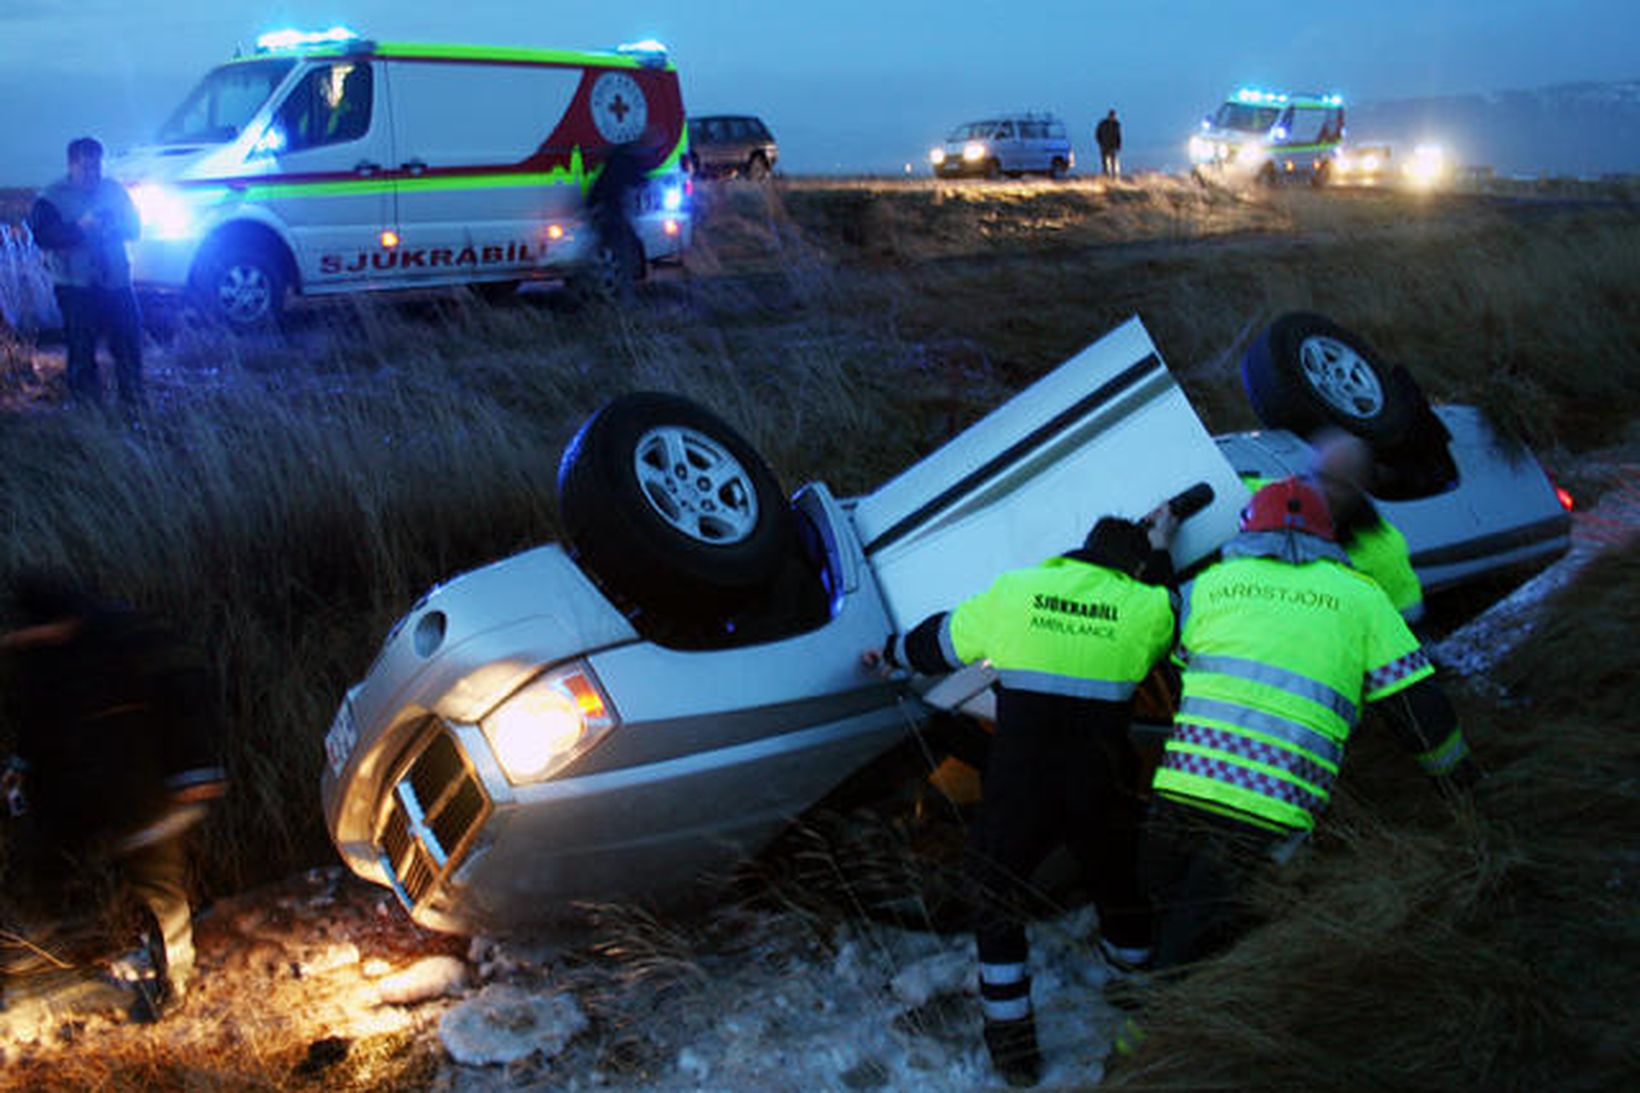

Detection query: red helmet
(1239, 476), (1336, 541)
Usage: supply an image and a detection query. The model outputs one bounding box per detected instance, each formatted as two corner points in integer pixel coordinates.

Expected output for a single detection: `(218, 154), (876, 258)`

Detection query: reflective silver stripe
(982, 995), (1033, 1022)
(995, 669), (1138, 701)
(937, 614), (963, 669)
(1187, 654), (1357, 724)
(1179, 697), (1343, 766)
(979, 962), (1028, 986)
(1177, 578), (1196, 635)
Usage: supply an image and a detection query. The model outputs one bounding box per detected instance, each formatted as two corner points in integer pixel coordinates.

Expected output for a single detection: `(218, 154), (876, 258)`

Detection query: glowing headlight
(479, 662), (617, 784)
(962, 141), (987, 163)
(129, 184), (198, 242)
(661, 185), (683, 212)
(1403, 144), (1448, 187)
(1188, 135), (1212, 162)
(930, 148), (946, 165)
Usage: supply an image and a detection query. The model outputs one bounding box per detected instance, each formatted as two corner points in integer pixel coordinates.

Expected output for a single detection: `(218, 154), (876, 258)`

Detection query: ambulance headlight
(130, 184), (199, 242)
(930, 148), (946, 166)
(479, 662), (617, 784)
(962, 141), (987, 163)
(661, 185), (683, 212)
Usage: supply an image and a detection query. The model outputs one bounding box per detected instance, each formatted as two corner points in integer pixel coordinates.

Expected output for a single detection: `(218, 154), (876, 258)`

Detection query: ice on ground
(439, 983), (588, 1066)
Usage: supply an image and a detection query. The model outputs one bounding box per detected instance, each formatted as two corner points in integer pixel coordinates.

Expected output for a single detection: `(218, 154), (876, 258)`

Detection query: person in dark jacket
(865, 506), (1179, 1087)
(1095, 110), (1123, 178)
(28, 137), (145, 409)
(1, 573), (225, 1018)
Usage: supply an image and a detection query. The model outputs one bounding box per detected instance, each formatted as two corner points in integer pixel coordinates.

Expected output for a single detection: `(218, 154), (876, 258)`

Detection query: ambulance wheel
(194, 244), (286, 331)
(557, 391), (794, 616)
(1241, 312), (1422, 446)
(573, 222), (644, 304)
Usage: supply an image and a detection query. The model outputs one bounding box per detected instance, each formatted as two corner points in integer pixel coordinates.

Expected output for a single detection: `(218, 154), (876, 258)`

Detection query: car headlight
(129, 183), (199, 242)
(479, 661), (617, 784)
(1188, 135), (1212, 162)
(962, 141), (987, 162)
(930, 148), (946, 165)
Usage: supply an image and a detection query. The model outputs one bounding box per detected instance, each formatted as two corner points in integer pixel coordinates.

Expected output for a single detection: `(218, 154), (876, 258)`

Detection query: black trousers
(968, 723), (1151, 966)
(53, 285), (144, 407)
(1140, 799), (1296, 970)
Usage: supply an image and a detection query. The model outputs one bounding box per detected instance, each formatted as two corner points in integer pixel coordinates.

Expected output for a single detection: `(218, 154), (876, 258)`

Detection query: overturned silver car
(321, 313), (1570, 932)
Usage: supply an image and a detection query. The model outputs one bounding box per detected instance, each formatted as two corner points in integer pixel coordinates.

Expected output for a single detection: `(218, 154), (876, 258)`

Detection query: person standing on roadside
(28, 137), (145, 409)
(1, 572), (226, 1020)
(1096, 109), (1123, 179)
(1143, 477), (1477, 970)
(864, 506), (1181, 1087)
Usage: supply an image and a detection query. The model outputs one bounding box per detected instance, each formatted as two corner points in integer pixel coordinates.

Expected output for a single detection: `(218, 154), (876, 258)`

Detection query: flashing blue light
(1272, 126), (1288, 141)
(661, 185), (683, 212)
(257, 25), (360, 52)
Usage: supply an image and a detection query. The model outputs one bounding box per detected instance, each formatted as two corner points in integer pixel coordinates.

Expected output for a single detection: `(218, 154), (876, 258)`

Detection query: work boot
(127, 974), (184, 1024)
(1098, 937), (1154, 1010)
(983, 1015), (1042, 1088)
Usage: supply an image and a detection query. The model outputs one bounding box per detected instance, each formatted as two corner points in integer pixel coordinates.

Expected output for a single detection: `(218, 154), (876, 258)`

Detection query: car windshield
(947, 121), (998, 141)
(156, 59), (295, 144)
(1211, 102), (1281, 135)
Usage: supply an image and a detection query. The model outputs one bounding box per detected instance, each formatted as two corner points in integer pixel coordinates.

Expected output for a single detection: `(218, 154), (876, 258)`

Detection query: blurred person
(1310, 427), (1425, 625)
(0, 572), (225, 1019)
(1240, 429), (1424, 625)
(1144, 477), (1478, 970)
(28, 136), (145, 409)
(1095, 109), (1122, 178)
(865, 506), (1180, 1087)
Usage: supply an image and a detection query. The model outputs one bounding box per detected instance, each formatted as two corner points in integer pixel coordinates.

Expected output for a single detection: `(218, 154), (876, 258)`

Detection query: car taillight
(1556, 485), (1575, 512)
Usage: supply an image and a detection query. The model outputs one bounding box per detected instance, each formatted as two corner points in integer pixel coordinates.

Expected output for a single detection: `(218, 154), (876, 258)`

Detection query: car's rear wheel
(1050, 158), (1068, 179)
(745, 154), (771, 181)
(1241, 312), (1422, 446)
(558, 392), (795, 618)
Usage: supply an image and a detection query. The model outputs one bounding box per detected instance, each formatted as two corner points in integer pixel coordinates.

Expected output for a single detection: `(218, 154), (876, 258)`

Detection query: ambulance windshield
(156, 59), (295, 145)
(1210, 102), (1281, 136)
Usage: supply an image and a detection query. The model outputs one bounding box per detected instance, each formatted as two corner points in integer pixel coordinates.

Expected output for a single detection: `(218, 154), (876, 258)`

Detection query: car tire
(746, 154), (771, 181)
(1050, 158), (1068, 179)
(193, 244), (286, 331)
(557, 392), (795, 615)
(1240, 312), (1423, 446)
(984, 159), (1001, 180)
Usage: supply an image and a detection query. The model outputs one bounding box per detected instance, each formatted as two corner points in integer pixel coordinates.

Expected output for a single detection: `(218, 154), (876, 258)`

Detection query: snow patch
(377, 955), (469, 1006)
(438, 983), (588, 1066)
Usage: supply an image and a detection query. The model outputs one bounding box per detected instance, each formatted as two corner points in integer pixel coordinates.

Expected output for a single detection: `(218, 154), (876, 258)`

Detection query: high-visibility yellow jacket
(1155, 542), (1448, 832)
(895, 555), (1176, 706)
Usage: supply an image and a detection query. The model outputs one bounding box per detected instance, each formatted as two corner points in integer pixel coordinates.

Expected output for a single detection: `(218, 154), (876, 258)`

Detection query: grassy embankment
(1, 176), (1638, 1086)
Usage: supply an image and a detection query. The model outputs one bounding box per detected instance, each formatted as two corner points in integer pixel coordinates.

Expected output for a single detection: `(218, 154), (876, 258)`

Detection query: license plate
(325, 701), (358, 778)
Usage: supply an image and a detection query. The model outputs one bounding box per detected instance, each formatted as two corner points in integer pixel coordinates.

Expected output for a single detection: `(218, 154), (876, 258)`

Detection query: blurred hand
(1145, 502), (1179, 550)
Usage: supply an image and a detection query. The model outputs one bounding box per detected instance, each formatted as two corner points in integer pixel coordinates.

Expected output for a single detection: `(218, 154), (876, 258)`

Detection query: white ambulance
(110, 28), (692, 328)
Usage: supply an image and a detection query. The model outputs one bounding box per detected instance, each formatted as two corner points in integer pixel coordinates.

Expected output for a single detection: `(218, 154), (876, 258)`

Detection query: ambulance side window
(276, 62), (373, 153)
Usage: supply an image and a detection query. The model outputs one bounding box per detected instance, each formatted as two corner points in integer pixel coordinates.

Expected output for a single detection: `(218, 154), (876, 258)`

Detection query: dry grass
(0, 176), (1637, 1088)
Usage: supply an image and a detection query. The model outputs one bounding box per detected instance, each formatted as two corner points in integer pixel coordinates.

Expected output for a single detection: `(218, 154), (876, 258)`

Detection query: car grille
(375, 725), (490, 912)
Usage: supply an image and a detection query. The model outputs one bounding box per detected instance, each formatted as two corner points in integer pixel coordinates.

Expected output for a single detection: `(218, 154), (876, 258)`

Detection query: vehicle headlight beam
(479, 662), (617, 784)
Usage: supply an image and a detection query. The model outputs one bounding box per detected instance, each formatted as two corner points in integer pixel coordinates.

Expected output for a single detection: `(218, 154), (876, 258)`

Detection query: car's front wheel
(557, 392), (795, 618)
(193, 244), (286, 331)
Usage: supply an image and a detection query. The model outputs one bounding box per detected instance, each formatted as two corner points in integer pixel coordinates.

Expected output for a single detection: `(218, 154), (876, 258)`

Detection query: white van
(110, 28), (692, 328)
(929, 113), (1074, 179)
(1188, 88), (1346, 186)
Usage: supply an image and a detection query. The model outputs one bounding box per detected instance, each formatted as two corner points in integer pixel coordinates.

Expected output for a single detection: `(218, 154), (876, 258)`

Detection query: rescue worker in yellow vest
(1145, 477), (1477, 969)
(1241, 428), (1424, 625)
(868, 510), (1179, 1087)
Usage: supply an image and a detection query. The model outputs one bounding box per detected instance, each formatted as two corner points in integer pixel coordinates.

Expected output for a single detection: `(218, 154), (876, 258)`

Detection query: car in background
(1334, 143), (1394, 185)
(686, 115), (779, 179)
(930, 113), (1073, 179)
(1189, 87), (1345, 186)
(322, 312), (1572, 933)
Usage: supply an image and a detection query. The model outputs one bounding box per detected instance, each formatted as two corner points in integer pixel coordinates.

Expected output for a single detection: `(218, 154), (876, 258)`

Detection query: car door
(258, 59), (392, 287)
(992, 120), (1018, 172)
(384, 57), (584, 284)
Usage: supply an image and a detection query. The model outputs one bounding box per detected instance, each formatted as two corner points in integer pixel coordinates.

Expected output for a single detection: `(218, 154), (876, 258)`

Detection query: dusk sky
(3, 0), (1635, 184)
